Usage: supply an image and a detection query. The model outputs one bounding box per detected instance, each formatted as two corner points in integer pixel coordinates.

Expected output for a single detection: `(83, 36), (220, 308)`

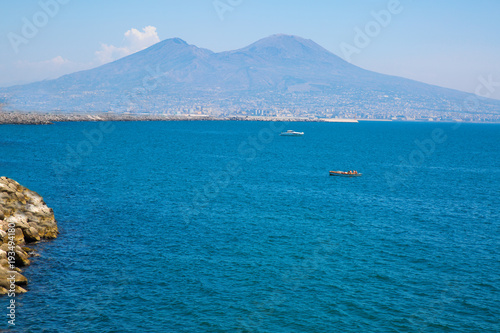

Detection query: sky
(1, 0), (499, 99)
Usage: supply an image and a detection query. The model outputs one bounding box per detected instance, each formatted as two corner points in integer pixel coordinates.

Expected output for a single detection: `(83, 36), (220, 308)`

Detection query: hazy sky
(1, 0), (499, 99)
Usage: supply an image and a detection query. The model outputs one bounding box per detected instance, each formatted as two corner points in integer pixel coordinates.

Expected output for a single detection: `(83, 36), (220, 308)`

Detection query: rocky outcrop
(0, 177), (58, 294)
(0, 112), (193, 124)
(0, 111), (329, 125)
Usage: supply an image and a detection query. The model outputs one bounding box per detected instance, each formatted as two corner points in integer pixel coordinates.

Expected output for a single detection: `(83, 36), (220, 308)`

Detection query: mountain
(1, 34), (499, 120)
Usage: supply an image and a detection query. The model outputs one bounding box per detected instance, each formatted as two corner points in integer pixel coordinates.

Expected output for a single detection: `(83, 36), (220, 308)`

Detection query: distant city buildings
(1, 90), (499, 122)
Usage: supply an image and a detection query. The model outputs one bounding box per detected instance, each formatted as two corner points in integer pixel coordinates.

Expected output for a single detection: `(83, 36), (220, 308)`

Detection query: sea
(0, 120), (498, 332)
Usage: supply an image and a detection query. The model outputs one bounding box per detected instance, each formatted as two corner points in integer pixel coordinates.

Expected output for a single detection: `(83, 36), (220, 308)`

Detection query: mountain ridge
(1, 34), (499, 120)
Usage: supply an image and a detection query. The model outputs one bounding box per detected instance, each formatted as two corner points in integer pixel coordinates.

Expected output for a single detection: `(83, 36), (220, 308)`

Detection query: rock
(15, 285), (27, 293)
(0, 260), (22, 272)
(40, 227), (58, 239)
(0, 182), (14, 194)
(0, 177), (58, 294)
(22, 247), (40, 258)
(5, 215), (29, 230)
(23, 227), (41, 243)
(7, 183), (18, 193)
(14, 228), (25, 246)
(14, 272), (27, 286)
(0, 259), (9, 270)
(0, 270), (28, 288)
(15, 192), (26, 204)
(14, 250), (30, 267)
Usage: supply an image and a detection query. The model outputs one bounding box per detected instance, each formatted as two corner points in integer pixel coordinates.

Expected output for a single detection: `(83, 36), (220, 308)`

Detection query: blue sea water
(0, 120), (499, 332)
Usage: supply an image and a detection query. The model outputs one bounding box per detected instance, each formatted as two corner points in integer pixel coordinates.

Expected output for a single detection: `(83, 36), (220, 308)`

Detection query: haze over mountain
(1, 34), (499, 119)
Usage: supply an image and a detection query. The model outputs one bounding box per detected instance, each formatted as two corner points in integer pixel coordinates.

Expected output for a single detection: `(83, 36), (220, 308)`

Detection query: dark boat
(329, 171), (362, 177)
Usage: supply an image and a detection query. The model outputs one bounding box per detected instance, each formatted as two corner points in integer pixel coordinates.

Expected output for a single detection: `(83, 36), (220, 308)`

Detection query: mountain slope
(1, 34), (499, 118)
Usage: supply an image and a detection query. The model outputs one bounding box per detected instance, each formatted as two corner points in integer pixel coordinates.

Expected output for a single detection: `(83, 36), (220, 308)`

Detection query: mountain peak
(145, 37), (190, 51)
(162, 37), (188, 45)
(248, 34), (316, 47)
(233, 34), (344, 64)
(268, 33), (305, 39)
(133, 37), (213, 60)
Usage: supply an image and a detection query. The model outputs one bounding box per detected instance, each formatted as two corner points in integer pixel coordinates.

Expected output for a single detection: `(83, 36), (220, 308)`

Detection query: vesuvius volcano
(1, 34), (499, 118)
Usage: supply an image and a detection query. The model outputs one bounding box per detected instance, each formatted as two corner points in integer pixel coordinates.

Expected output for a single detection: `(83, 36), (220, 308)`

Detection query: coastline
(0, 177), (58, 295)
(0, 112), (358, 125)
(1, 111), (499, 125)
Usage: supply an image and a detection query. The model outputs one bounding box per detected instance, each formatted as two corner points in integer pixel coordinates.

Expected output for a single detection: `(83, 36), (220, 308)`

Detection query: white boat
(280, 130), (304, 136)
